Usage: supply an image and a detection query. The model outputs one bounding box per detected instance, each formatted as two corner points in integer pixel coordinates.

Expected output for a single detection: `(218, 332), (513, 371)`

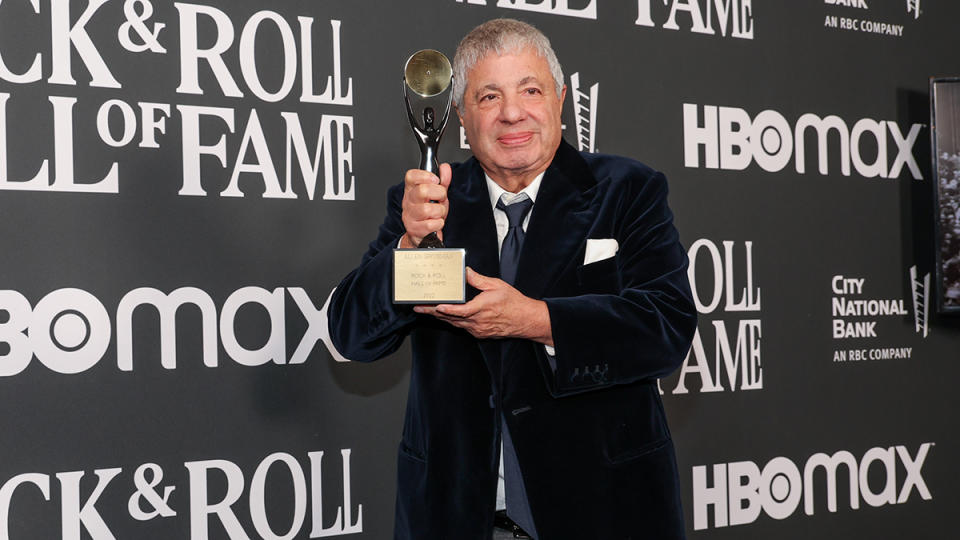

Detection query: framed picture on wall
(931, 77), (960, 314)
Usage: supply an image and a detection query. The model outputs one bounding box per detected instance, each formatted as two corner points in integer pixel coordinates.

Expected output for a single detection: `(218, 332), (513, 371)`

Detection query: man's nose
(498, 94), (527, 123)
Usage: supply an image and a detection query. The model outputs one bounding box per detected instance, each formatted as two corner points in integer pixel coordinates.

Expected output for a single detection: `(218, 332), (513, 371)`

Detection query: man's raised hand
(400, 163), (452, 248)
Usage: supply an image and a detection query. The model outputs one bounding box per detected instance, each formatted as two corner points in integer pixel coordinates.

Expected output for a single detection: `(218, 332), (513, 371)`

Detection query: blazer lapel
(515, 140), (598, 300)
(443, 158), (504, 378)
(443, 158), (500, 281)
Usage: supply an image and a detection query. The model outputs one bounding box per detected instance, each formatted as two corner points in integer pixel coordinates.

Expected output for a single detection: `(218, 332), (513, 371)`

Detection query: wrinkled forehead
(464, 47), (550, 88)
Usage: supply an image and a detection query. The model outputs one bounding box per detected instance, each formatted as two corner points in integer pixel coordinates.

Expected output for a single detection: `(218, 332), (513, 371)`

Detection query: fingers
(412, 306), (476, 337)
(402, 168), (450, 245)
(404, 169), (447, 196)
(434, 300), (480, 318)
(414, 306), (481, 336)
(404, 170), (448, 204)
(410, 204), (447, 222)
(413, 183), (448, 203)
(428, 313), (477, 335)
(404, 168), (440, 187)
(413, 300), (479, 319)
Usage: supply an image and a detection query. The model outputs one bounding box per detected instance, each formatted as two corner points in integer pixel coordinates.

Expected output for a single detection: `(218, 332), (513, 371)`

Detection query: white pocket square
(584, 238), (618, 265)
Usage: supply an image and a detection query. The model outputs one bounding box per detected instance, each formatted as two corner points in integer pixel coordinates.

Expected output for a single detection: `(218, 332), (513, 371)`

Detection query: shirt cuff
(544, 344), (557, 372)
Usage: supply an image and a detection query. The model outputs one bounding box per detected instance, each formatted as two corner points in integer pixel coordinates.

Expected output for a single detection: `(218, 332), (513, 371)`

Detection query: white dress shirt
(484, 172), (544, 251)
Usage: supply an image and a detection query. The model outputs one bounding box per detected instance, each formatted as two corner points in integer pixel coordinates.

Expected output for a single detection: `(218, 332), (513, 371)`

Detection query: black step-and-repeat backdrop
(1, 1), (957, 538)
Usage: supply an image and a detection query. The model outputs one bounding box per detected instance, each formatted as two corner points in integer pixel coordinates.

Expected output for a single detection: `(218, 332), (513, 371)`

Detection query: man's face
(456, 48), (566, 185)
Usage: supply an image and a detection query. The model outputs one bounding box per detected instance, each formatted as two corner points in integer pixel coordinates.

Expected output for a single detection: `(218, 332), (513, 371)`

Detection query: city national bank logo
(830, 267), (929, 364)
(683, 104), (924, 180)
(693, 442), (933, 530)
(0, 286), (340, 376)
(823, 0), (921, 37)
(831, 275), (907, 339)
(570, 72), (598, 152)
(659, 239), (762, 395)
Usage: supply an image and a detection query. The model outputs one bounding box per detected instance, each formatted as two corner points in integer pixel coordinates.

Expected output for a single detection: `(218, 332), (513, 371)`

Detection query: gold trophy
(392, 50), (466, 304)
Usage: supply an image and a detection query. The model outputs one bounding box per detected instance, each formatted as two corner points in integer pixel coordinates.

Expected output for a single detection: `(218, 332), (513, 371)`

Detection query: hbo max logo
(693, 443), (933, 530)
(683, 104), (923, 179)
(0, 286), (333, 376)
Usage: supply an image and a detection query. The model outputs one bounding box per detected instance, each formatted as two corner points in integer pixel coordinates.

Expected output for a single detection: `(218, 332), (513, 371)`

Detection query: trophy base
(392, 248), (467, 304)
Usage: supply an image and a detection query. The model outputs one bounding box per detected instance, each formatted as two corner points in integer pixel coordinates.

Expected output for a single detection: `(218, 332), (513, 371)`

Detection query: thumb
(439, 163), (452, 189)
(465, 267), (497, 290)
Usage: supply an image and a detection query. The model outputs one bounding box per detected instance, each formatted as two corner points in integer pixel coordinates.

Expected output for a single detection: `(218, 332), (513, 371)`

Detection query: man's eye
(524, 88), (541, 95)
(482, 94), (497, 101)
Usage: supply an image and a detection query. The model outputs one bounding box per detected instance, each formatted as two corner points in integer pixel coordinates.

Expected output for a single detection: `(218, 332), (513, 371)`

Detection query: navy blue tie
(496, 195), (533, 285)
(496, 193), (537, 537)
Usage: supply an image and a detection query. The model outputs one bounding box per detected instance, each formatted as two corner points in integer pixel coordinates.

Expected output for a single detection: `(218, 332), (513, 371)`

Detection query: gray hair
(452, 18), (564, 107)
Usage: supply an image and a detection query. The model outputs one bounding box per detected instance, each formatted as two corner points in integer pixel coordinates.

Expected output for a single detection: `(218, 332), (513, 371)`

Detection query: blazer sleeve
(326, 183), (417, 362)
(540, 170), (697, 397)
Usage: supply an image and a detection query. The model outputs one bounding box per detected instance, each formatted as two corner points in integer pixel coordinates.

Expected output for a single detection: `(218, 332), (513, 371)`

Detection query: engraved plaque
(393, 248), (466, 304)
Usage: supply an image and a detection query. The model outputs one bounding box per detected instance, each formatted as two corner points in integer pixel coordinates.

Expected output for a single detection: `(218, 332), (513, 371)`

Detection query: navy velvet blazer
(328, 140), (697, 539)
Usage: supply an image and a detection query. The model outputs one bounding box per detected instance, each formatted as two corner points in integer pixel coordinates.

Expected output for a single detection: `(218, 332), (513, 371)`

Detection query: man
(328, 18), (696, 539)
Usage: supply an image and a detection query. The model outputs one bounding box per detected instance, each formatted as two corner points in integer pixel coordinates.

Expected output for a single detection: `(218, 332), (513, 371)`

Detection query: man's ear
(454, 103), (464, 124)
(560, 84), (567, 107)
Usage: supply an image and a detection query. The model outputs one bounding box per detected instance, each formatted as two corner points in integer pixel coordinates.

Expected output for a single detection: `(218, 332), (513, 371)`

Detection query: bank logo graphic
(907, 0), (921, 19)
(455, 0), (597, 20)
(831, 275), (908, 339)
(823, 0), (919, 37)
(683, 104), (924, 180)
(660, 240), (762, 395)
(910, 266), (930, 338)
(693, 443), (934, 530)
(570, 72), (598, 153)
(825, 0), (868, 9)
(830, 269), (928, 363)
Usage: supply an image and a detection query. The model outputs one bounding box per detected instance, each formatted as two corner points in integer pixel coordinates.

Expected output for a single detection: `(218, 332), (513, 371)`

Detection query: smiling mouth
(498, 132), (534, 146)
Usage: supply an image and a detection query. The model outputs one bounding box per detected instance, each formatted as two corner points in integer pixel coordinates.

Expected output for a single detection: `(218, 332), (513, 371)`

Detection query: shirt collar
(485, 171), (546, 211)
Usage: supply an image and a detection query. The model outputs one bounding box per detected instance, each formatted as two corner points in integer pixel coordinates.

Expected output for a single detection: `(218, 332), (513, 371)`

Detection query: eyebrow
(472, 77), (544, 100)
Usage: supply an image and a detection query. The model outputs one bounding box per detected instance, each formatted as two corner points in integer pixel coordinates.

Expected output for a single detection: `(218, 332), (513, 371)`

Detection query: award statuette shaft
(393, 49), (466, 304)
